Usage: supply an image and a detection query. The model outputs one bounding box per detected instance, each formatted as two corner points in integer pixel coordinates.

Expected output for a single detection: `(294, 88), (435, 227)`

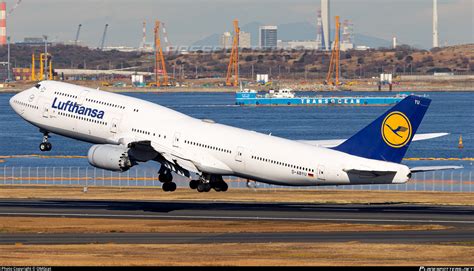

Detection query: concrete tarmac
(1, 230), (473, 245)
(0, 199), (473, 244)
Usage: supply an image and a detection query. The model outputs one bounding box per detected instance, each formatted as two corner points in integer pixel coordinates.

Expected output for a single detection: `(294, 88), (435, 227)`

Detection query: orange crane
(326, 16), (341, 86)
(225, 19), (239, 87)
(154, 20), (169, 87)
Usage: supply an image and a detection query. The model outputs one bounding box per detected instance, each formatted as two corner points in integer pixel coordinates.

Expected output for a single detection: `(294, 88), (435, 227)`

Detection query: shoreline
(1, 86), (473, 94)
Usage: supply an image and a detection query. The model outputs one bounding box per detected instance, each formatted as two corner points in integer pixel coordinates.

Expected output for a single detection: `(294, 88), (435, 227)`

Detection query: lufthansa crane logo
(381, 111), (412, 148)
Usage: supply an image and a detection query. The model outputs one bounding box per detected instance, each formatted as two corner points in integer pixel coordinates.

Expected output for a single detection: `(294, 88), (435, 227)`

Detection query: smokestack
(0, 2), (6, 46)
(392, 36), (397, 49)
(433, 0), (439, 48)
(321, 0), (330, 50)
(142, 21), (146, 49)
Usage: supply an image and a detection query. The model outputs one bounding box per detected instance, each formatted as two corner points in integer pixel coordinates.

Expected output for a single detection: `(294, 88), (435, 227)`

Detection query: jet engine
(87, 144), (134, 172)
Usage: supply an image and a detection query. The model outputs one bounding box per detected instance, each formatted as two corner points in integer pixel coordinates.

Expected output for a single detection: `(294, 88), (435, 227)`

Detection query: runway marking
(0, 212), (473, 224)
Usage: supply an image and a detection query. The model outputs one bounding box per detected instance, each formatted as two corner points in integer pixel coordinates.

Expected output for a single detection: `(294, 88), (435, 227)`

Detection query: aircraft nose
(9, 94), (17, 112)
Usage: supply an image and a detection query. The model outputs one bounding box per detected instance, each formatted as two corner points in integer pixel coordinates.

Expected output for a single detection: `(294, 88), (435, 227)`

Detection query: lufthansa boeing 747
(9, 81), (460, 192)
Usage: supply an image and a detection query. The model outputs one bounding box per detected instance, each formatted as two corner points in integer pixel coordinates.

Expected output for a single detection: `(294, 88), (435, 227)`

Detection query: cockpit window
(34, 83), (41, 89)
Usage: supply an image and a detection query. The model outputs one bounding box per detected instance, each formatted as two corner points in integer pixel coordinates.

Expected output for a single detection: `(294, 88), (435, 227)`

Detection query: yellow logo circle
(381, 111), (412, 148)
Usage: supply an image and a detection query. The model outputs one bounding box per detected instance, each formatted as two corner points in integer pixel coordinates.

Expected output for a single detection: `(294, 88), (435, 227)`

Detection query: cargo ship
(235, 88), (407, 106)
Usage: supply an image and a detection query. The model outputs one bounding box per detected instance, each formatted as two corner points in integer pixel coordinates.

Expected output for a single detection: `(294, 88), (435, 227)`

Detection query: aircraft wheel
(168, 182), (177, 192)
(159, 172), (173, 183)
(189, 180), (199, 189)
(213, 182), (228, 192)
(39, 142), (52, 152)
(162, 182), (170, 192)
(220, 182), (228, 192)
(162, 182), (176, 192)
(197, 183), (211, 192)
(203, 183), (211, 192)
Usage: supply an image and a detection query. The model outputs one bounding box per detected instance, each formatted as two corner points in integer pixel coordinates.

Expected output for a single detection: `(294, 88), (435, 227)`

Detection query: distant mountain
(192, 21), (391, 49)
(192, 33), (221, 48)
(353, 33), (391, 48)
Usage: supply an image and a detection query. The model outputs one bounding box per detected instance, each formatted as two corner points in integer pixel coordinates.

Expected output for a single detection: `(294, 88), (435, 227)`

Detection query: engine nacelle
(87, 144), (133, 172)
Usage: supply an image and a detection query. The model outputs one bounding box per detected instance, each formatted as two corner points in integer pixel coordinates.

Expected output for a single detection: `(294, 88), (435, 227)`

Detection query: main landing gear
(190, 174), (228, 193)
(159, 166), (176, 192)
(39, 131), (52, 152)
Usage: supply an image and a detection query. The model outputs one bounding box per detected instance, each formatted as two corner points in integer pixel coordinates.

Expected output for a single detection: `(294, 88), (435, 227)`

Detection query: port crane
(326, 16), (341, 86)
(99, 24), (109, 51)
(74, 24), (82, 46)
(161, 22), (172, 54)
(7, 0), (22, 16)
(154, 20), (169, 87)
(31, 53), (53, 81)
(225, 19), (239, 87)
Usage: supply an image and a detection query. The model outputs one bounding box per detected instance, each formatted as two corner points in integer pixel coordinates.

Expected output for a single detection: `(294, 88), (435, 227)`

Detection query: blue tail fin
(333, 95), (431, 163)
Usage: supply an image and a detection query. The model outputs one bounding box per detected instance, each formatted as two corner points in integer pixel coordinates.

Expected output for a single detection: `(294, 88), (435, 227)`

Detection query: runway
(0, 199), (473, 244)
(1, 230), (473, 245)
(0, 199), (473, 224)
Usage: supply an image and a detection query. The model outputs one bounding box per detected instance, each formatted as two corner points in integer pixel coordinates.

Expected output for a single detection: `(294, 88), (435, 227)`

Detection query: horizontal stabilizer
(412, 132), (449, 141)
(410, 165), (463, 173)
(343, 168), (397, 177)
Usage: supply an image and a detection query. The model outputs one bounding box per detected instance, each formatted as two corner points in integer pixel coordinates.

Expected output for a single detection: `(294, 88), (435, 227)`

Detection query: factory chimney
(321, 0), (330, 50)
(0, 1), (6, 46)
(141, 21), (146, 49)
(432, 0), (439, 48)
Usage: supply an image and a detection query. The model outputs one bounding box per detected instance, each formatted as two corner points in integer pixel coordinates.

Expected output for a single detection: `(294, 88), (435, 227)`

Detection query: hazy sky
(5, 0), (474, 48)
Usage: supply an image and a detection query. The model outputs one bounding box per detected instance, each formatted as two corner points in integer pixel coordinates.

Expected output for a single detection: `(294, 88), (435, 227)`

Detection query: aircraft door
(173, 132), (181, 147)
(235, 146), (244, 162)
(317, 165), (326, 181)
(79, 89), (89, 104)
(42, 103), (49, 118)
(110, 118), (119, 133)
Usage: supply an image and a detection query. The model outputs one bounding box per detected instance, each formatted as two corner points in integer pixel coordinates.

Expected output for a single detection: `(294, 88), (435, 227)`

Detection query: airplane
(9, 81), (461, 192)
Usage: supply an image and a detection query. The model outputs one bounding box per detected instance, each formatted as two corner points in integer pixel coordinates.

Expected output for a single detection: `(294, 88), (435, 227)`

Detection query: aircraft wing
(121, 139), (199, 177)
(121, 137), (232, 177)
(298, 133), (449, 148)
(410, 165), (463, 173)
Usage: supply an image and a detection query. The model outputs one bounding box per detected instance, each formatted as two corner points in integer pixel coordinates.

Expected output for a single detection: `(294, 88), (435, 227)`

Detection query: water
(0, 91), (472, 172)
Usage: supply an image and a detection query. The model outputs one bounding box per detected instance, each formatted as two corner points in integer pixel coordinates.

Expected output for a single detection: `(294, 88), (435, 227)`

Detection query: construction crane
(99, 24), (109, 51)
(74, 24), (82, 46)
(7, 0), (22, 16)
(326, 16), (341, 86)
(225, 19), (239, 87)
(154, 20), (169, 87)
(161, 22), (172, 54)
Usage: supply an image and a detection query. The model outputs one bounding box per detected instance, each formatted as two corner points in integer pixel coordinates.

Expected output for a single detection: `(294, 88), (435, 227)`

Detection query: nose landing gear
(39, 132), (52, 152)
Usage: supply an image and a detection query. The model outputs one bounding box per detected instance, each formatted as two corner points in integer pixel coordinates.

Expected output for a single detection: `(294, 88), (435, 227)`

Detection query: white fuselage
(9, 81), (411, 186)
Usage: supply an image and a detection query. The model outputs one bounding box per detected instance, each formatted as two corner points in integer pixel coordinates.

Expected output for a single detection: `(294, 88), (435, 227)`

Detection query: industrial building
(259, 25), (278, 49)
(220, 32), (232, 49)
(239, 31), (251, 48)
(277, 40), (319, 50)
